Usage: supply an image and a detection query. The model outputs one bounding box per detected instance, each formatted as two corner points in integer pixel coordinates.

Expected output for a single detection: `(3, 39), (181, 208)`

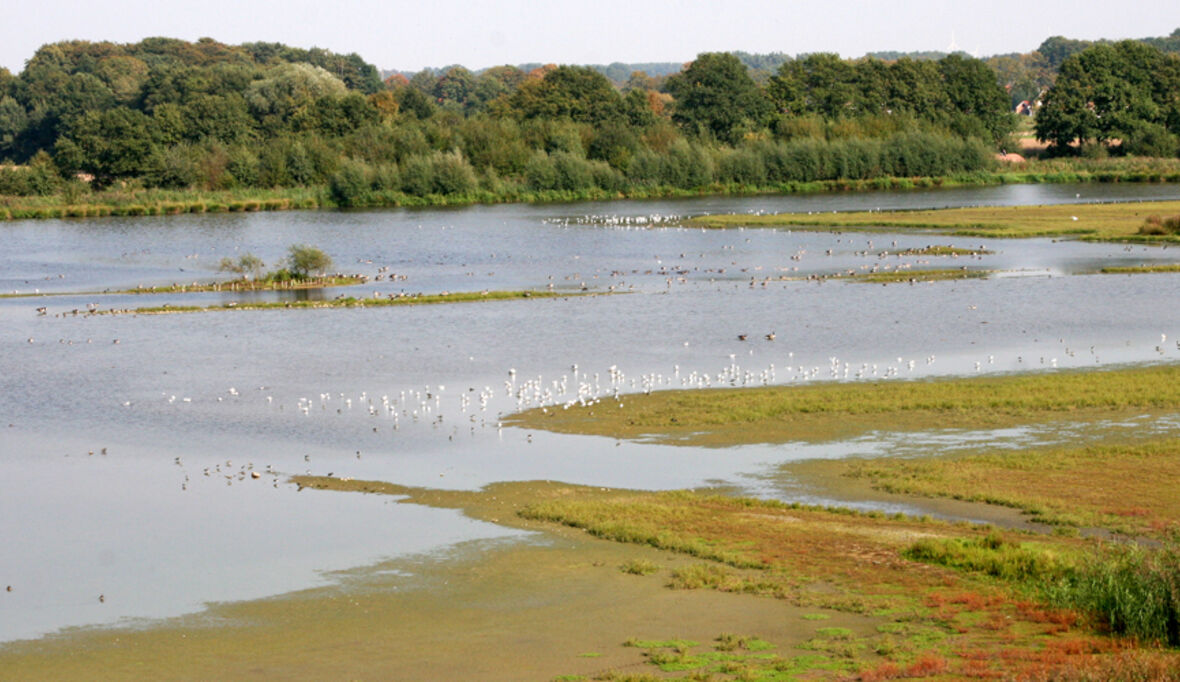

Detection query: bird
(765, 332), (776, 341)
(737, 334), (748, 341)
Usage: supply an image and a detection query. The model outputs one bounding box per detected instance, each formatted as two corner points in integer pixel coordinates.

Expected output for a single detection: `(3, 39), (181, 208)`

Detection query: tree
(57, 106), (159, 185)
(666, 52), (770, 143)
(1036, 41), (1173, 152)
(219, 253), (265, 278)
(286, 244), (333, 278)
(938, 54), (1014, 142)
(509, 65), (623, 125)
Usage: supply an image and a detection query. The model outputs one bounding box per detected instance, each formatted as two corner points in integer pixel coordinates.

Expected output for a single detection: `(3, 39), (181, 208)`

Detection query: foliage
(1036, 41), (1180, 154)
(666, 52), (771, 143)
(285, 244), (332, 278)
(1047, 537), (1180, 646)
(217, 252), (265, 278)
(904, 533), (1069, 581)
(0, 35), (1174, 209)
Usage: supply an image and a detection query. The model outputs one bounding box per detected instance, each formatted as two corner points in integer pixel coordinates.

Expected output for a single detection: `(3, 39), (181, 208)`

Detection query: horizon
(3, 0), (1179, 75)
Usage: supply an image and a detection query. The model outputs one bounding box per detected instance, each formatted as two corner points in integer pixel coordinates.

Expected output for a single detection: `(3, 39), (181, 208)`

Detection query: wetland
(4, 182), (1180, 679)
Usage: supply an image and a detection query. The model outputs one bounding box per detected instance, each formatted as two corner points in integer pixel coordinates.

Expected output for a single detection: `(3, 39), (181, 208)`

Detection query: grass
(507, 363), (1180, 446)
(5, 158), (1180, 222)
(902, 532), (1074, 582)
(1047, 539), (1180, 647)
(519, 487), (1180, 679)
(0, 187), (322, 219)
(897, 245), (992, 256)
(619, 559), (661, 576)
(1100, 264), (1180, 275)
(843, 267), (989, 284)
(93, 289), (587, 315)
(110, 274), (366, 295)
(845, 439), (1180, 538)
(686, 200), (1180, 242)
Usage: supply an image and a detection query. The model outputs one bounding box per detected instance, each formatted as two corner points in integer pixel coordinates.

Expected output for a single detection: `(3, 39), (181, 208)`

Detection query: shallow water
(3, 182), (1180, 642)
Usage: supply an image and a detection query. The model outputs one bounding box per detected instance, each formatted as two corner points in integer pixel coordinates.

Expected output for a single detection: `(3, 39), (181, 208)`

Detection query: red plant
(905, 654), (949, 677)
(858, 661), (902, 681)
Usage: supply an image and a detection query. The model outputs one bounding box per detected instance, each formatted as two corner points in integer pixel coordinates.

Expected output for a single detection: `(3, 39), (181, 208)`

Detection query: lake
(3, 182), (1180, 642)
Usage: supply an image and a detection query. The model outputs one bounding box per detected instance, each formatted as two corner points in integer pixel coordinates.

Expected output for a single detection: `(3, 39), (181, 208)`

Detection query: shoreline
(3, 168), (1180, 222)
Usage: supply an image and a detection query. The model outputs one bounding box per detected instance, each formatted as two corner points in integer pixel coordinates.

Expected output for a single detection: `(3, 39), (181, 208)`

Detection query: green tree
(666, 52), (770, 143)
(286, 244), (333, 278)
(509, 65), (623, 125)
(938, 54), (1014, 142)
(1036, 41), (1173, 152)
(219, 253), (265, 278)
(57, 106), (159, 185)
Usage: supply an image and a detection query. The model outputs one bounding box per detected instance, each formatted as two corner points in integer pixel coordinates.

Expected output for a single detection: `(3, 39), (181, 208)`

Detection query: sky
(4, 0), (1180, 74)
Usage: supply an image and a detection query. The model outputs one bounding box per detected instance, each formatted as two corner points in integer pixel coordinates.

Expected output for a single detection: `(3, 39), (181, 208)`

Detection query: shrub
(286, 244), (333, 278)
(429, 150), (477, 195)
(328, 158), (372, 207)
(524, 151), (559, 191)
(1140, 214), (1180, 236)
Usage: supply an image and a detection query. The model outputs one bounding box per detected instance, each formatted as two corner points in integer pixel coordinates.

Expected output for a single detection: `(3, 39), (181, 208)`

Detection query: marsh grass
(897, 245), (992, 256)
(0, 187), (321, 220)
(619, 559), (660, 576)
(108, 289), (583, 315)
(686, 200), (1180, 242)
(509, 364), (1180, 446)
(1046, 538), (1180, 647)
(1100, 264), (1180, 275)
(846, 268), (989, 284)
(847, 438), (1180, 537)
(113, 274), (365, 295)
(903, 532), (1072, 582)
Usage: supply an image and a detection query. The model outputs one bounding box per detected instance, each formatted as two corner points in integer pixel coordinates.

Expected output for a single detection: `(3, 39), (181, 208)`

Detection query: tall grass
(1047, 538), (1180, 646)
(904, 532), (1070, 582)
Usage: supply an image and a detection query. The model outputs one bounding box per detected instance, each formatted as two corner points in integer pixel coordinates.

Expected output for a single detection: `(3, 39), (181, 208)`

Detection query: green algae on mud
(686, 200), (1180, 242)
(506, 364), (1180, 446)
(95, 289), (595, 315)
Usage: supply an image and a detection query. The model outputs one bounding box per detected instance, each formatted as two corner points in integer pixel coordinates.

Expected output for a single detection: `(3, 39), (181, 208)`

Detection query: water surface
(3, 182), (1180, 642)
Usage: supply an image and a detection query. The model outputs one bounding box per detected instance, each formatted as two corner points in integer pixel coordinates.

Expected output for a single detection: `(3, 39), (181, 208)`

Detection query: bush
(429, 150), (477, 195)
(524, 151), (559, 191)
(1140, 214), (1180, 235)
(400, 154), (434, 196)
(717, 147), (767, 186)
(329, 158), (372, 207)
(551, 151), (595, 191)
(286, 244), (333, 278)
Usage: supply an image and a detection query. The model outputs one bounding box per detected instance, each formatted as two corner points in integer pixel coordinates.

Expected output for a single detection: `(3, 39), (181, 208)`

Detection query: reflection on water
(3, 182), (1180, 642)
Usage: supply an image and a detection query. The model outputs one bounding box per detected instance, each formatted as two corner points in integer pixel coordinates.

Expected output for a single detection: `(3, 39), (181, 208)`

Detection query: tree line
(0, 34), (1173, 206)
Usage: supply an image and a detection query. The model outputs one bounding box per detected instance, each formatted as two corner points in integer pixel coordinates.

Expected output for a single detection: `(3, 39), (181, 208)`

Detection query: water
(3, 182), (1180, 642)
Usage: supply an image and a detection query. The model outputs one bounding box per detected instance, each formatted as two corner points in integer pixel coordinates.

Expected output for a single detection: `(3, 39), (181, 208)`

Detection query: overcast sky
(4, 0), (1179, 74)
